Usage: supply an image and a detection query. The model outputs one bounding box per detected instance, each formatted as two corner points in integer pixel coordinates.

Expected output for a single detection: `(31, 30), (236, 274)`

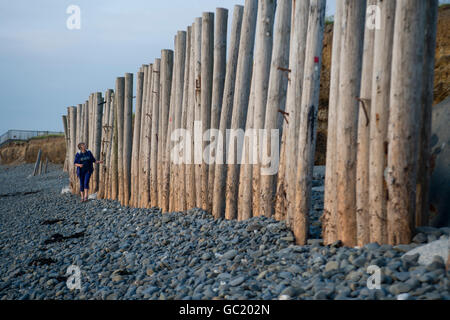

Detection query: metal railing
(0, 130), (64, 147)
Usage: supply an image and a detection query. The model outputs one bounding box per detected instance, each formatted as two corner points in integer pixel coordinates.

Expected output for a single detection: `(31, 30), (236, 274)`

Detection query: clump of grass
(325, 15), (334, 26)
(29, 133), (64, 141)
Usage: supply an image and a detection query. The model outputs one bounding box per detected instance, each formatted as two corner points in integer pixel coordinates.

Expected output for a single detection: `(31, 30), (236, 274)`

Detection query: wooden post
(159, 51), (174, 209)
(386, 0), (426, 245)
(131, 72), (144, 206)
(93, 92), (103, 193)
(207, 8), (228, 212)
(293, 0), (326, 245)
(173, 32), (187, 211)
(179, 27), (192, 212)
(150, 59), (161, 208)
(142, 64), (154, 208)
(237, 61), (256, 221)
(76, 104), (82, 147)
(224, 0), (258, 220)
(259, 0), (292, 218)
(281, 0), (310, 227)
(83, 100), (89, 146)
(193, 17), (202, 208)
(123, 73), (133, 206)
(38, 156), (44, 175)
(199, 12), (214, 212)
(98, 91), (109, 199)
(33, 149), (42, 176)
(322, 1), (343, 245)
(368, 0), (396, 244)
(335, 0), (366, 246)
(139, 64), (151, 207)
(116, 79), (125, 203)
(185, 23), (197, 210)
(212, 5), (244, 219)
(69, 106), (77, 193)
(44, 158), (48, 174)
(416, 0), (438, 227)
(251, 0), (276, 218)
(62, 115), (69, 172)
(356, 0), (376, 246)
(103, 89), (114, 199)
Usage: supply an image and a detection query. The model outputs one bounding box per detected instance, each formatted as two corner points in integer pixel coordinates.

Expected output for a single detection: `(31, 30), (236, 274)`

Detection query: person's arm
(90, 151), (102, 164)
(74, 153), (83, 168)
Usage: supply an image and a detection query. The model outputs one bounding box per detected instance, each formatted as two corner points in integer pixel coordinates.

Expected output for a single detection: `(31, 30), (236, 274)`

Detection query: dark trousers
(78, 170), (92, 192)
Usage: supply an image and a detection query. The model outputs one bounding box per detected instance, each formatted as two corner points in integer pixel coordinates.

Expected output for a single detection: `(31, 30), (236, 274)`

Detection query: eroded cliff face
(316, 6), (450, 165)
(0, 136), (66, 165)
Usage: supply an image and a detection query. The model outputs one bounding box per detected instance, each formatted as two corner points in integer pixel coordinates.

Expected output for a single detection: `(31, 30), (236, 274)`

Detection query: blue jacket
(74, 150), (96, 176)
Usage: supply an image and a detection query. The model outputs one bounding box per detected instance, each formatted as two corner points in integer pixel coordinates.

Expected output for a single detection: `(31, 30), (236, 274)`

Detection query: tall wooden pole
(334, 0), (366, 247)
(193, 18), (203, 208)
(282, 0), (310, 227)
(98, 91), (109, 199)
(208, 8), (228, 212)
(179, 27), (192, 212)
(251, 0), (276, 218)
(355, 0), (376, 246)
(293, 0), (326, 245)
(174, 32), (187, 211)
(386, 0), (426, 245)
(186, 23), (197, 210)
(199, 12), (214, 212)
(115, 78), (125, 202)
(416, 0), (438, 227)
(150, 59), (161, 208)
(139, 64), (151, 207)
(224, 0), (258, 220)
(159, 50), (174, 211)
(93, 92), (103, 193)
(104, 89), (114, 200)
(131, 71), (144, 207)
(368, 0), (396, 244)
(123, 73), (133, 206)
(322, 0), (343, 245)
(62, 115), (69, 172)
(33, 149), (42, 177)
(259, 0), (292, 218)
(68, 106), (77, 193)
(212, 5), (244, 219)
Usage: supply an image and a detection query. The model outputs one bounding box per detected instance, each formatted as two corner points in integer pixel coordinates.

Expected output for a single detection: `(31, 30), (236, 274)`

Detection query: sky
(0, 0), (338, 134)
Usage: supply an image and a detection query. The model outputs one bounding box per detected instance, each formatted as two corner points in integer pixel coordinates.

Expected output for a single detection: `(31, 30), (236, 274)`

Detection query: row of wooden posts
(62, 0), (438, 247)
(32, 149), (49, 176)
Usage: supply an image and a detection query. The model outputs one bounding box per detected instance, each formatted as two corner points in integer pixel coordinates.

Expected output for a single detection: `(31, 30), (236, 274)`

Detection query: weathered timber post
(158, 50), (173, 210)
(212, 5), (244, 219)
(322, 1), (343, 245)
(103, 89), (114, 199)
(355, 0), (376, 246)
(251, 0), (276, 217)
(207, 8), (228, 212)
(179, 28), (192, 212)
(237, 62), (256, 221)
(224, 0), (258, 220)
(167, 36), (179, 211)
(83, 100), (89, 146)
(116, 79), (125, 203)
(259, 0), (292, 218)
(62, 115), (69, 172)
(44, 158), (48, 174)
(131, 72), (144, 207)
(173, 32), (187, 211)
(293, 0), (326, 245)
(282, 0), (310, 226)
(150, 59), (161, 208)
(69, 106), (77, 193)
(386, 0), (426, 245)
(193, 17), (203, 208)
(368, 0), (396, 244)
(139, 64), (151, 207)
(76, 104), (82, 147)
(335, 0), (366, 246)
(33, 149), (42, 176)
(123, 73), (133, 206)
(185, 23), (197, 210)
(98, 91), (109, 199)
(199, 12), (214, 212)
(93, 92), (103, 193)
(142, 64), (154, 208)
(416, 0), (438, 227)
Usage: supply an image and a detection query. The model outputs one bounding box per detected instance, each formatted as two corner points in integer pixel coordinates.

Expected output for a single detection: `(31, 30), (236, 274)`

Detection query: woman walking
(74, 142), (102, 202)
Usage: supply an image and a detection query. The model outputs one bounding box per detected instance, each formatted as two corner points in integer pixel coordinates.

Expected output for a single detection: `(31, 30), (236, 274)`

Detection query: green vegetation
(29, 133), (64, 141)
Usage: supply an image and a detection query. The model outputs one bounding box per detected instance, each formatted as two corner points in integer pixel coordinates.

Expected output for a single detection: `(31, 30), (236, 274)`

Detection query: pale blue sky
(0, 0), (337, 134)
